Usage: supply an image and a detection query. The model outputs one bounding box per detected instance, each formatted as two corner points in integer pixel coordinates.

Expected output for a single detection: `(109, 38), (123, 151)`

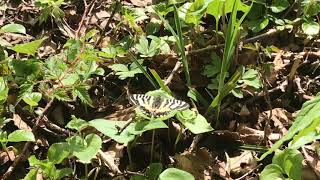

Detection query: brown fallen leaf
(257, 108), (293, 135)
(174, 148), (227, 179)
(13, 114), (31, 131)
(0, 146), (16, 165)
(130, 0), (153, 7)
(227, 150), (258, 177)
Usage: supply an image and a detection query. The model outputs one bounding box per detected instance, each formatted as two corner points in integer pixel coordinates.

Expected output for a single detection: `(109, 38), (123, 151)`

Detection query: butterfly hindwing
(128, 94), (189, 118)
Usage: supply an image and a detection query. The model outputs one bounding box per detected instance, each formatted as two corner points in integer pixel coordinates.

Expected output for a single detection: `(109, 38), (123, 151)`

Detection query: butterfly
(128, 94), (190, 119)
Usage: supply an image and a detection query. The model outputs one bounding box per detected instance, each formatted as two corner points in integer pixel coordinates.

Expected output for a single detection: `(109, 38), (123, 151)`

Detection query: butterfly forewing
(128, 94), (189, 118)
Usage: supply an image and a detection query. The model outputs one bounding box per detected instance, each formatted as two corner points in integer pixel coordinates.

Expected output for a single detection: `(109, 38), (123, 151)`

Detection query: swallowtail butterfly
(128, 94), (190, 119)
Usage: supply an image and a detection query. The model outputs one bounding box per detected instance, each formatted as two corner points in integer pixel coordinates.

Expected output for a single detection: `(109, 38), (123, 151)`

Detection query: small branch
(97, 150), (122, 174)
(234, 164), (262, 180)
(75, 0), (97, 39)
(95, 0), (121, 47)
(164, 61), (182, 86)
(2, 99), (55, 180)
(301, 146), (320, 179)
(186, 28), (280, 55)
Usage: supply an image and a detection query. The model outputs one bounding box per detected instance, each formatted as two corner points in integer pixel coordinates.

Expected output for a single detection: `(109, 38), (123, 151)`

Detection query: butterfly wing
(128, 94), (189, 118)
(163, 98), (190, 111)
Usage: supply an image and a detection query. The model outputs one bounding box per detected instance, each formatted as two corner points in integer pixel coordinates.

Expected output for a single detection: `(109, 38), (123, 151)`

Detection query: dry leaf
(13, 114), (31, 131)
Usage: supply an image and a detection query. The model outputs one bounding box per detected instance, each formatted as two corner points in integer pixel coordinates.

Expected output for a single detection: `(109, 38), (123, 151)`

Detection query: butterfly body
(129, 94), (189, 119)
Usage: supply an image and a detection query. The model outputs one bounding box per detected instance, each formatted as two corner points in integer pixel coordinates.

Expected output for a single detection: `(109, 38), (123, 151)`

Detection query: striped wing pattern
(128, 94), (189, 118)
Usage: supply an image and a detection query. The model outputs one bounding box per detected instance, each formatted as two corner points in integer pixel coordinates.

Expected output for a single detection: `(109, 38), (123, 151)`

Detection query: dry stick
(75, 0), (97, 39)
(234, 164), (262, 180)
(187, 29), (279, 55)
(2, 99), (55, 180)
(301, 146), (320, 179)
(164, 61), (182, 85)
(95, 0), (121, 47)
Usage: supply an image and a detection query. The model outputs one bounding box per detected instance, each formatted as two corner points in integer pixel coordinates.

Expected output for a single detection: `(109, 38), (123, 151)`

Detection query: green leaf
(22, 92), (42, 107)
(0, 23), (26, 34)
(0, 130), (8, 143)
(231, 88), (244, 98)
(68, 134), (102, 163)
(9, 37), (47, 56)
(61, 74), (79, 86)
(176, 110), (213, 134)
(302, 20), (320, 36)
(185, 0), (212, 25)
(24, 169), (38, 180)
(109, 62), (144, 80)
(260, 94), (320, 160)
(146, 163), (163, 179)
(126, 120), (168, 135)
(187, 88), (209, 107)
(260, 164), (286, 180)
(272, 149), (303, 180)
(89, 119), (136, 144)
(52, 89), (73, 102)
(8, 129), (35, 142)
(149, 69), (172, 95)
(65, 115), (89, 131)
(109, 64), (129, 72)
(100, 45), (126, 58)
(48, 142), (71, 164)
(159, 168), (194, 180)
(135, 36), (160, 57)
(44, 56), (67, 80)
(12, 59), (41, 83)
(0, 77), (9, 104)
(74, 86), (93, 107)
(54, 168), (73, 180)
(246, 18), (269, 33)
(202, 53), (221, 78)
(270, 0), (289, 13)
(289, 117), (320, 149)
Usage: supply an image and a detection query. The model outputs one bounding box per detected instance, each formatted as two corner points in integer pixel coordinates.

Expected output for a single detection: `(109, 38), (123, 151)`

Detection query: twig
(234, 164), (262, 180)
(164, 61), (182, 85)
(97, 150), (122, 174)
(95, 0), (121, 47)
(301, 146), (320, 179)
(2, 99), (55, 180)
(75, 0), (97, 39)
(186, 28), (279, 55)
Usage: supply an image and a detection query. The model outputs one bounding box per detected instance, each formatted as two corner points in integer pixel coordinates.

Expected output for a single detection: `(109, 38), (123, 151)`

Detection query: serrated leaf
(74, 86), (93, 107)
(65, 115), (89, 131)
(109, 64), (129, 72)
(52, 89), (72, 102)
(61, 74), (79, 86)
(8, 129), (35, 142)
(9, 37), (47, 56)
(0, 23), (26, 34)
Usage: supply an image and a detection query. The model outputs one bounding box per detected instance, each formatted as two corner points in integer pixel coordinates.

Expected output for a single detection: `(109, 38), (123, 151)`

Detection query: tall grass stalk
(206, 0), (251, 128)
(155, 5), (191, 87)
